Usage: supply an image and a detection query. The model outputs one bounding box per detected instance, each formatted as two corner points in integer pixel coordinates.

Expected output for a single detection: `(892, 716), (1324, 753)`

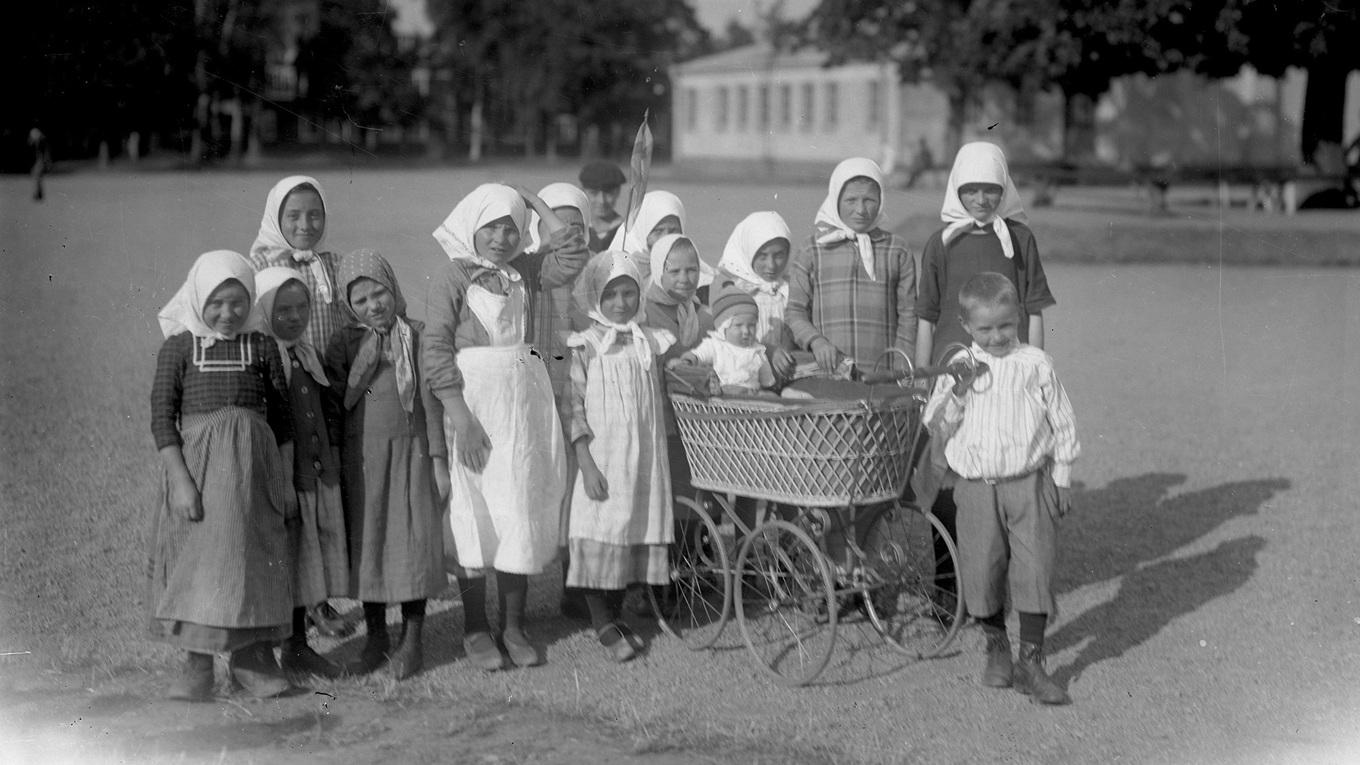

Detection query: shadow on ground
(1061, 474), (1288, 592)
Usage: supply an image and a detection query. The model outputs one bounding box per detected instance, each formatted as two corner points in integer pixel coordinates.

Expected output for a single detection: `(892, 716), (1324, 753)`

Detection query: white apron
(568, 329), (673, 546)
(446, 284), (567, 574)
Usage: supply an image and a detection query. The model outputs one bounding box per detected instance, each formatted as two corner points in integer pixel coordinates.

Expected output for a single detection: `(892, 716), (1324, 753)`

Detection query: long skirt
(146, 407), (293, 652)
(292, 480), (349, 606)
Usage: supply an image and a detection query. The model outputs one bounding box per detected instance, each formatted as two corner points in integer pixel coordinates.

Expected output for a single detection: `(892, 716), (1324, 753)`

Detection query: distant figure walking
(29, 127), (50, 202)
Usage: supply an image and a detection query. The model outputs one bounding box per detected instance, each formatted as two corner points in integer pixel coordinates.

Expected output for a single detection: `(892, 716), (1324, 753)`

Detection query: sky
(387, 0), (819, 37)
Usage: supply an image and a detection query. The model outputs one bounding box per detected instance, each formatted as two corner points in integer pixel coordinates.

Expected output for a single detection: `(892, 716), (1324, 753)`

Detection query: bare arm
(915, 319), (935, 369)
(1028, 312), (1044, 350)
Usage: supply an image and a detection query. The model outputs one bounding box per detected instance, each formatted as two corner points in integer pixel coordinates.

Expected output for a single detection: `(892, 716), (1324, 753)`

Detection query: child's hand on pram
(948, 360), (989, 396)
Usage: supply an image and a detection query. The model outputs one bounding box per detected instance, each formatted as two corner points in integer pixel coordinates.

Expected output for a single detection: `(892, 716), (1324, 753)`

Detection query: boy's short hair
(958, 271), (1019, 315)
(579, 161), (626, 191)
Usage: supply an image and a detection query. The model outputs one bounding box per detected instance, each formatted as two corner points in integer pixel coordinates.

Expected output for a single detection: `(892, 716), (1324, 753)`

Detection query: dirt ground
(0, 661), (782, 764)
(4, 169), (1360, 764)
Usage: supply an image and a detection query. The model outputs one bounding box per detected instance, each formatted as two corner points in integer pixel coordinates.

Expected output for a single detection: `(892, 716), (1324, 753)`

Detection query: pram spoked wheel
(858, 503), (963, 658)
(735, 519), (837, 686)
(653, 495), (732, 650)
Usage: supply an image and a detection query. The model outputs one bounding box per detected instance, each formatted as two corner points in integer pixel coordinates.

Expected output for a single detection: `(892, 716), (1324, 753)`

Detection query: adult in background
(580, 161), (626, 253)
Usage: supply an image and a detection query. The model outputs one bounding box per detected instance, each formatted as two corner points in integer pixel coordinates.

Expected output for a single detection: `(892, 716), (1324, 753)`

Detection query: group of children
(147, 142), (1081, 706)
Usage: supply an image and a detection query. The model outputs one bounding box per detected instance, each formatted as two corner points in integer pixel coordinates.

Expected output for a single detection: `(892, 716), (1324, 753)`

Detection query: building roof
(676, 43), (873, 75)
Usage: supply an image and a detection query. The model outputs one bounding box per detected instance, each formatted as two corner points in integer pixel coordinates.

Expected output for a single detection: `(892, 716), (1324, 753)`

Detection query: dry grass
(3, 168), (1360, 764)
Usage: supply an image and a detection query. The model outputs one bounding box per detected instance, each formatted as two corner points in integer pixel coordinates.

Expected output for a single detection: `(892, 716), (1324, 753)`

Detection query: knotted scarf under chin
(344, 317), (415, 413)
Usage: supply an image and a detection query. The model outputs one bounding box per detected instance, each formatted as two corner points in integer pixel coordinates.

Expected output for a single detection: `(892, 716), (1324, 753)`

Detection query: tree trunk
(469, 89), (484, 163)
(945, 89), (967, 160)
(1062, 91), (1097, 161)
(1300, 62), (1347, 170)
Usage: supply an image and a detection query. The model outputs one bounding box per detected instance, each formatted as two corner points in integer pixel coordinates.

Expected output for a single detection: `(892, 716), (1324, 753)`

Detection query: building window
(716, 86), (729, 132)
(824, 82), (839, 131)
(800, 82), (814, 132)
(779, 84), (792, 131)
(685, 87), (698, 131)
(758, 85), (770, 132)
(867, 79), (881, 129)
(737, 85), (750, 131)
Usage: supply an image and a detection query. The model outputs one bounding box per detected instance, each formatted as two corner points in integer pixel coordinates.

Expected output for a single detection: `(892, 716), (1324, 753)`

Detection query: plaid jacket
(785, 227), (917, 371)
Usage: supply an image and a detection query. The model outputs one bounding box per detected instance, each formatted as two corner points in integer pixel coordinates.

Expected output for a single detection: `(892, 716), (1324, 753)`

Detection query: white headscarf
(254, 266), (328, 387)
(647, 234), (708, 347)
(609, 189), (686, 263)
(718, 211), (792, 342)
(158, 250), (265, 344)
(528, 182), (592, 254)
(815, 158), (886, 281)
(251, 175), (333, 303)
(571, 250), (662, 367)
(432, 183), (530, 282)
(940, 141), (1027, 258)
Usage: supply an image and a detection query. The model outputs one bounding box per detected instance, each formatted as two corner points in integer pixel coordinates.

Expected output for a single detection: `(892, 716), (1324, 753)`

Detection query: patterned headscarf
(527, 182), (592, 254)
(251, 175), (333, 303)
(814, 157), (886, 281)
(940, 141), (1027, 258)
(432, 183), (529, 281)
(572, 250), (653, 367)
(157, 250), (264, 344)
(718, 211), (792, 342)
(254, 266), (328, 387)
(336, 249), (415, 413)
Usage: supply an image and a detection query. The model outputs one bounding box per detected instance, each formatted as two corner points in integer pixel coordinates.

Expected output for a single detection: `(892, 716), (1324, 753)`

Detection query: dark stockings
(496, 571), (528, 634)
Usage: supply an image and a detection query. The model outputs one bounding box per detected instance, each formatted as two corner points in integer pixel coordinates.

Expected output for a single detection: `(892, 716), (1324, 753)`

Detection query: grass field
(2, 166), (1360, 764)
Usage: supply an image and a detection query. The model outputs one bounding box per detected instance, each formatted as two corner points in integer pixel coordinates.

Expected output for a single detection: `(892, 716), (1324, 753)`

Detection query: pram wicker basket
(669, 392), (922, 508)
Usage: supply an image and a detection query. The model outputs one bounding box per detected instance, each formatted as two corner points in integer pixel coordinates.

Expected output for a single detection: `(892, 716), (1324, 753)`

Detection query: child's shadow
(1049, 533), (1267, 687)
(1060, 474), (1290, 594)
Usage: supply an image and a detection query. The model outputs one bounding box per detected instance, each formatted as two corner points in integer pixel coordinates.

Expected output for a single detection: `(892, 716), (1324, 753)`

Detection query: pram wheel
(736, 520), (837, 686)
(858, 503), (963, 658)
(654, 495), (731, 650)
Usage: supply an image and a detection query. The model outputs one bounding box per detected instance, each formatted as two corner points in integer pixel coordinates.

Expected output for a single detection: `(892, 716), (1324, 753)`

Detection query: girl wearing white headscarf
(914, 141), (1055, 368)
(248, 176), (344, 355)
(717, 211), (796, 378)
(525, 181), (593, 397)
(785, 157), (918, 373)
(564, 251), (675, 662)
(254, 266), (347, 680)
(149, 250), (296, 701)
(424, 183), (583, 671)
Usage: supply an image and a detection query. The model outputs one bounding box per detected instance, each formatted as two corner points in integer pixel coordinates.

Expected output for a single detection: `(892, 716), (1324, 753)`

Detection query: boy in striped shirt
(924, 272), (1080, 705)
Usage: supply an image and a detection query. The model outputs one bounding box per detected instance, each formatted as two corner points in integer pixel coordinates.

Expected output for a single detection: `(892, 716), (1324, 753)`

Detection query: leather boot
(347, 603), (390, 675)
(281, 635), (342, 679)
(166, 651), (214, 702)
(1014, 641), (1070, 705)
(980, 626), (1013, 688)
(228, 643), (293, 699)
(387, 614), (424, 680)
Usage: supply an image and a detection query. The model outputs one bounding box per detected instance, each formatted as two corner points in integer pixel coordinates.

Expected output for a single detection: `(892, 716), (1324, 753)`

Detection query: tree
(1205, 0), (1360, 166)
(426, 0), (707, 160)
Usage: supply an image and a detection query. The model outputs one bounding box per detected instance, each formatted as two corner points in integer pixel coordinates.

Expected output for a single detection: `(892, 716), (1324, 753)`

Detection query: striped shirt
(784, 227), (917, 371)
(923, 343), (1079, 487)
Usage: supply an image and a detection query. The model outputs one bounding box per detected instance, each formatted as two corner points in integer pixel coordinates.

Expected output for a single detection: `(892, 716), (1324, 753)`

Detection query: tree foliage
(797, 0), (1359, 162)
(426, 0), (709, 156)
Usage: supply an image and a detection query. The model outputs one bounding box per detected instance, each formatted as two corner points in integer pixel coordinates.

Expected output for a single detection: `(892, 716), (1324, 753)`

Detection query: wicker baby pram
(668, 392), (922, 508)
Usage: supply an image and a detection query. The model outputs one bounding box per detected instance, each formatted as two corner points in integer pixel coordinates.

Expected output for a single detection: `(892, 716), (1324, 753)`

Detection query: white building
(671, 43), (1360, 176)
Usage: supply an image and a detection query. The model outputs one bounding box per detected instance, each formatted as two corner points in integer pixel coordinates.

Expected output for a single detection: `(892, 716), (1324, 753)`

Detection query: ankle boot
(348, 603), (390, 675)
(980, 626), (1013, 688)
(387, 615), (424, 680)
(166, 651), (215, 702)
(1014, 641), (1070, 705)
(229, 643), (293, 699)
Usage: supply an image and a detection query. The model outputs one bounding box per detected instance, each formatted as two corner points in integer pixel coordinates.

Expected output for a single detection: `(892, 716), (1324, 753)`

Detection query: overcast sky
(388, 0), (818, 38)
